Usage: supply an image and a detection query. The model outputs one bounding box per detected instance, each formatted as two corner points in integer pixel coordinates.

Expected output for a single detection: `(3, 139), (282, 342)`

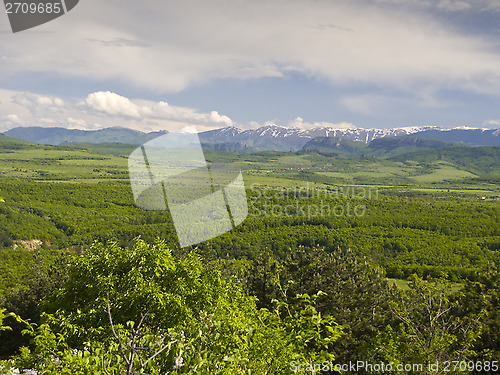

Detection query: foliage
(453, 271), (500, 360)
(246, 246), (396, 363)
(3, 240), (344, 373)
(371, 275), (485, 374)
(0, 309), (16, 333)
(0, 250), (69, 358)
(1, 144), (499, 372)
(0, 178), (498, 282)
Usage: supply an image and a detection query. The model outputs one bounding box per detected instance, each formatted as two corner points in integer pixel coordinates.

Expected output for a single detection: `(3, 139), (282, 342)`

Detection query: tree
(371, 275), (485, 374)
(453, 270), (500, 361)
(246, 245), (396, 362)
(7, 239), (344, 374)
(0, 308), (16, 333)
(0, 251), (69, 359)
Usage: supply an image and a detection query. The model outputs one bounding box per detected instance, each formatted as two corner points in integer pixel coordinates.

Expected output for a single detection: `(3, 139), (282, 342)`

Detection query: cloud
(148, 100), (232, 125)
(370, 0), (499, 12)
(1, 0), (500, 99)
(0, 89), (361, 133)
(67, 117), (87, 128)
(86, 91), (142, 118)
(209, 111), (232, 125)
(11, 93), (66, 116)
(484, 119), (500, 128)
(87, 37), (151, 48)
(2, 88), (497, 133)
(437, 0), (471, 11)
(338, 90), (457, 117)
(83, 91), (233, 127)
(0, 89), (234, 132)
(288, 117), (356, 130)
(1, 114), (23, 126)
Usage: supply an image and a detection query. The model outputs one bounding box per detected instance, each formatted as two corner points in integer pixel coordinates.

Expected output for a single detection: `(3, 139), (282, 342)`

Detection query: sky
(1, 0), (500, 133)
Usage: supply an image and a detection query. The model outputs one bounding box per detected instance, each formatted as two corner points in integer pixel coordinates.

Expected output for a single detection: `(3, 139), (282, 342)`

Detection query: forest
(0, 139), (499, 374)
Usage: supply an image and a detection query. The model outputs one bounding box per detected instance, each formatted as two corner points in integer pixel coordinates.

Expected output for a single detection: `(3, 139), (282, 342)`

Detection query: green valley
(0, 137), (499, 373)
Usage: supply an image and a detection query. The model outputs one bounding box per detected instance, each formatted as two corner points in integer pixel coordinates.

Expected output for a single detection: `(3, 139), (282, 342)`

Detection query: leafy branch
(103, 292), (178, 375)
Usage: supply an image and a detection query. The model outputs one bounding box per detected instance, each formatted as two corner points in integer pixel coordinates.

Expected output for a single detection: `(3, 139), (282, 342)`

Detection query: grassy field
(386, 278), (411, 290)
(1, 143), (499, 199)
(386, 278), (464, 293)
(0, 145), (129, 182)
(410, 161), (477, 183)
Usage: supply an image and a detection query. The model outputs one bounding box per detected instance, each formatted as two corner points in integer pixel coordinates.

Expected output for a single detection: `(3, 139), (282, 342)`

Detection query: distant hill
(301, 137), (368, 157)
(390, 146), (500, 175)
(200, 142), (258, 154)
(62, 142), (138, 157)
(0, 133), (31, 144)
(62, 141), (258, 158)
(5, 127), (167, 146)
(409, 128), (500, 147)
(301, 137), (500, 177)
(302, 136), (455, 158)
(367, 137), (455, 157)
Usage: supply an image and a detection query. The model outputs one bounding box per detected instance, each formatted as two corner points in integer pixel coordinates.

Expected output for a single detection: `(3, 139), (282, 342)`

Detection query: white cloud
(38, 118), (56, 124)
(209, 111), (232, 125)
(83, 91), (233, 127)
(67, 117), (87, 128)
(86, 91), (142, 118)
(37, 96), (53, 106)
(6, 114), (21, 123)
(484, 119), (500, 128)
(1, 114), (23, 126)
(11, 92), (66, 116)
(0, 89), (235, 132)
(288, 117), (356, 130)
(0, 89), (363, 133)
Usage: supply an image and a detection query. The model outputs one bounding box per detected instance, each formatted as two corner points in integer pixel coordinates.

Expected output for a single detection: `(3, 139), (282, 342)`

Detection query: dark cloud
(87, 38), (151, 48)
(308, 24), (354, 32)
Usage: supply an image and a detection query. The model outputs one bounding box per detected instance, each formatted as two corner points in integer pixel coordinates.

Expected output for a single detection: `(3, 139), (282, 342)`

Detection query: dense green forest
(0, 139), (499, 373)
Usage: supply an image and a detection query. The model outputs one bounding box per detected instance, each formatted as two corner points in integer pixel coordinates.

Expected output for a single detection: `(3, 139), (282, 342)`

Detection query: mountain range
(301, 136), (457, 158)
(3, 126), (167, 146)
(3, 125), (500, 152)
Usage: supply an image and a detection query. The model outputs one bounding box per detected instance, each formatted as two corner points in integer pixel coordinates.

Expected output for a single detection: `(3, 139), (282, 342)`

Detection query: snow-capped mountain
(198, 125), (490, 151)
(298, 126), (440, 143)
(4, 124), (500, 151)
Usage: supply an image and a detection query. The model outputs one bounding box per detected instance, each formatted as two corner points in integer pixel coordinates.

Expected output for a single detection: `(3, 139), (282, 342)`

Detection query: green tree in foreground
(0, 250), (69, 359)
(2, 239), (344, 374)
(453, 271), (500, 361)
(246, 246), (396, 363)
(371, 275), (485, 374)
(0, 308), (16, 333)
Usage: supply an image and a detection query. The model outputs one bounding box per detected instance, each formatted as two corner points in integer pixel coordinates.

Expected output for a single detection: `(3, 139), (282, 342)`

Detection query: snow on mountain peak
(196, 124), (500, 151)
